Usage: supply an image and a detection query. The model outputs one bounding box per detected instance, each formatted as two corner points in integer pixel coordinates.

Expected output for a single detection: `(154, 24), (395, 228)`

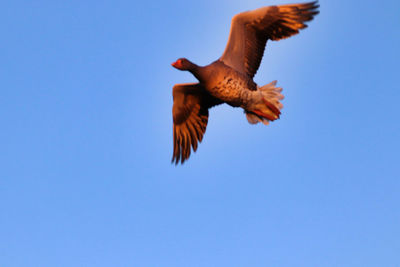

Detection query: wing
(172, 83), (221, 165)
(220, 1), (319, 78)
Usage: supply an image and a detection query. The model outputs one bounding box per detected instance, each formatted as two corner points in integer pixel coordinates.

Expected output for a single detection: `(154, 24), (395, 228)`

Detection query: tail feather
(246, 112), (270, 125)
(245, 80), (284, 125)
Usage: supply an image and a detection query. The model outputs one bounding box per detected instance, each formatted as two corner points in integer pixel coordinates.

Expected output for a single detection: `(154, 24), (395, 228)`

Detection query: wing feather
(172, 83), (221, 164)
(220, 1), (319, 78)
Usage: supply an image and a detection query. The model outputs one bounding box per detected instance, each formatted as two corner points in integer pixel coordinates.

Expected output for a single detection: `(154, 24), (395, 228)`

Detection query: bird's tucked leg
(245, 80), (284, 125)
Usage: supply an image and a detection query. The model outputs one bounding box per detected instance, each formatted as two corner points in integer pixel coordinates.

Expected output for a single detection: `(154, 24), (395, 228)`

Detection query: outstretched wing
(220, 1), (319, 78)
(172, 83), (221, 164)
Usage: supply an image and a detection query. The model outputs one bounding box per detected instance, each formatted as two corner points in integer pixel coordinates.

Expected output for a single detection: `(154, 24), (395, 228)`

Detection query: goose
(171, 1), (319, 164)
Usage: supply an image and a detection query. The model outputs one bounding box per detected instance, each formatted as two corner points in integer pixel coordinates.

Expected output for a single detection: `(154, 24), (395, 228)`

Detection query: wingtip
(311, 1), (320, 10)
(171, 158), (176, 165)
(171, 154), (188, 166)
(302, 1), (319, 9)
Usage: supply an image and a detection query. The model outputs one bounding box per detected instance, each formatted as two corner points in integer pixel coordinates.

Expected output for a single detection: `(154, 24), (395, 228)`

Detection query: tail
(245, 81), (284, 125)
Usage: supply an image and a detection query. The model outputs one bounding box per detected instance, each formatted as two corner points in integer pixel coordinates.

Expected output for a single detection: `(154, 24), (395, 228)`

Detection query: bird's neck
(188, 63), (205, 82)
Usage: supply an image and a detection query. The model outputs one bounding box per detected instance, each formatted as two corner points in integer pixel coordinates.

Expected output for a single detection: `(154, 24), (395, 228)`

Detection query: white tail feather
(245, 80), (284, 125)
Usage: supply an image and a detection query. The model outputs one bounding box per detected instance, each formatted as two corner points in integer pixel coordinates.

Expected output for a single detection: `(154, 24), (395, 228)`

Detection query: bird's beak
(172, 60), (183, 69)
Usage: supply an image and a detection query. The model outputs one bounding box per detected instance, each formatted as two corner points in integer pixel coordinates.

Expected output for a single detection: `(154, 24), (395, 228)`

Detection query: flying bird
(171, 1), (319, 164)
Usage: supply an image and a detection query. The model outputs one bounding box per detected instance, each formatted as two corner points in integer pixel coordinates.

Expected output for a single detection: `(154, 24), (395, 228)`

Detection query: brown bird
(171, 1), (319, 164)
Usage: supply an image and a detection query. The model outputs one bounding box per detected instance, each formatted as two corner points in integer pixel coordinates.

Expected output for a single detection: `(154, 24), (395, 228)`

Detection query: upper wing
(220, 1), (319, 78)
(172, 83), (221, 165)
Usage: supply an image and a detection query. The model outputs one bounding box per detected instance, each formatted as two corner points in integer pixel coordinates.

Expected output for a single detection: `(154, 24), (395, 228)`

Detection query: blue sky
(1, 0), (399, 266)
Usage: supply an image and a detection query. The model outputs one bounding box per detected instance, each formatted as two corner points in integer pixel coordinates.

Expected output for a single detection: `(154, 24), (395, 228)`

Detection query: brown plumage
(171, 1), (319, 164)
(172, 83), (221, 164)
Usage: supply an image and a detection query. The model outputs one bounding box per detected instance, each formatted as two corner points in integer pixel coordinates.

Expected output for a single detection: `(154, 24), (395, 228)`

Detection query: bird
(171, 1), (319, 164)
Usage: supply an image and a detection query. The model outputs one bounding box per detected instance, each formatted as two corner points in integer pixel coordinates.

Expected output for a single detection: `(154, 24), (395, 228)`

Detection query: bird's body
(171, 1), (319, 164)
(188, 60), (257, 107)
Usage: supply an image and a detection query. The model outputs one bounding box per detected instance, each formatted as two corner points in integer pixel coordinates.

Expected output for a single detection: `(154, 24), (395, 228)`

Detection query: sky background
(1, 0), (400, 266)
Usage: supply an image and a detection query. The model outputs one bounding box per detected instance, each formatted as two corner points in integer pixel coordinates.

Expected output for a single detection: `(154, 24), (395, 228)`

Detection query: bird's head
(171, 58), (193, 71)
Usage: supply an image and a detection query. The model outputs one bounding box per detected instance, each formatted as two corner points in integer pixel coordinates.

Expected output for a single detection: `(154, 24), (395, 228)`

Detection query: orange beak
(171, 60), (181, 69)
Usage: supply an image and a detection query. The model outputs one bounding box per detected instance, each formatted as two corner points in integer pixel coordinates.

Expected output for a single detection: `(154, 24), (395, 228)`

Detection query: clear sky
(1, 0), (399, 266)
